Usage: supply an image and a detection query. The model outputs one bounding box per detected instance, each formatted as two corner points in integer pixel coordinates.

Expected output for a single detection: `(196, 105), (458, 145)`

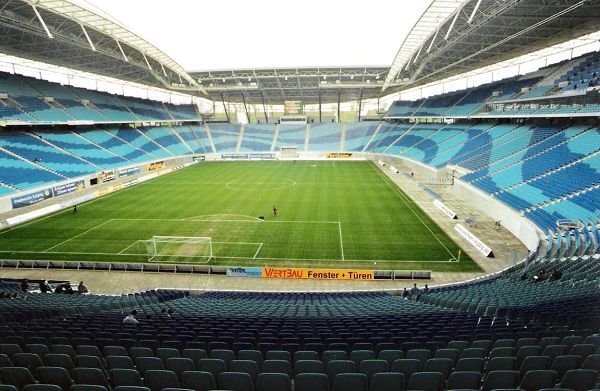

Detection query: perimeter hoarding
(262, 267), (374, 280)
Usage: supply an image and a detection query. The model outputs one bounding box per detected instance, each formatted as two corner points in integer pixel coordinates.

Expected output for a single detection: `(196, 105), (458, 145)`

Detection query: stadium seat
(332, 373), (368, 391)
(238, 350), (263, 367)
(22, 385), (60, 391)
(406, 372), (443, 391)
(136, 357), (164, 374)
(358, 359), (388, 380)
(261, 359), (291, 376)
(143, 369), (180, 391)
(181, 370), (216, 391)
(294, 359), (324, 375)
(0, 367), (37, 390)
(518, 369), (557, 391)
(368, 372), (404, 391)
(37, 366), (72, 390)
(72, 367), (110, 388)
(218, 371), (253, 391)
(294, 373), (329, 391)
(255, 373), (291, 391)
(446, 371), (481, 390)
(229, 360), (260, 381)
(109, 369), (144, 388)
(481, 370), (519, 391)
(558, 369), (599, 391)
(197, 358), (227, 379)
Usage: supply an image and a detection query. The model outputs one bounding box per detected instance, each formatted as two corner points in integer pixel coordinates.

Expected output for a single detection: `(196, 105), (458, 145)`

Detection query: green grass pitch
(0, 161), (482, 272)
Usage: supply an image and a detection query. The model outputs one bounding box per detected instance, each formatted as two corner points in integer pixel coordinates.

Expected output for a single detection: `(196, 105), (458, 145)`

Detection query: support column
(337, 89), (341, 122)
(261, 91), (269, 124)
(357, 89), (363, 122)
(220, 93), (230, 123)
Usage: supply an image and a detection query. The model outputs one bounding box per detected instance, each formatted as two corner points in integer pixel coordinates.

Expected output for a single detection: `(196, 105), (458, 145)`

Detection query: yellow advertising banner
(147, 161), (165, 171)
(327, 153), (353, 159)
(262, 267), (374, 280)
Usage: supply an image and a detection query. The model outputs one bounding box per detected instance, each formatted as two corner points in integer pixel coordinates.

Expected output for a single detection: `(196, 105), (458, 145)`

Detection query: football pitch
(0, 161), (482, 272)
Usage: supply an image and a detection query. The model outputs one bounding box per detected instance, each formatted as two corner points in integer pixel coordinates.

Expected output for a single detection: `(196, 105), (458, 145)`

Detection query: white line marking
(118, 241), (138, 254)
(184, 214), (262, 221)
(109, 218), (340, 224)
(0, 250), (453, 263)
(368, 162), (458, 261)
(338, 221), (345, 261)
(42, 219), (113, 253)
(253, 243), (263, 259)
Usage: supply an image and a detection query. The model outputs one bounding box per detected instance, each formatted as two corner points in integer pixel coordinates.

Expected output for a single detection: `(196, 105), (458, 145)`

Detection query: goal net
(138, 236), (212, 263)
(280, 146), (298, 158)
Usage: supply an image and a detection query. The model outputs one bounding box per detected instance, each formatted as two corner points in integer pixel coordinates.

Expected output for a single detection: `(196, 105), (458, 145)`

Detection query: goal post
(138, 236), (213, 263)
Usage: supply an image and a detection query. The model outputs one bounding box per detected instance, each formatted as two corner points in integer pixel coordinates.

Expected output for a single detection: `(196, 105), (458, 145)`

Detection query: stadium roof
(383, 0), (600, 93)
(191, 67), (393, 106)
(0, 0), (205, 95)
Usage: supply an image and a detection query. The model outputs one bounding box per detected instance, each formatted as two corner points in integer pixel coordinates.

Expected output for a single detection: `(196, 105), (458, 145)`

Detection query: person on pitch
(272, 206), (278, 217)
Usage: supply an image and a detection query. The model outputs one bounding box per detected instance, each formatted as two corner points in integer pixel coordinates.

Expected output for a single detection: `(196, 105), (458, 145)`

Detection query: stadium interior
(0, 0), (599, 390)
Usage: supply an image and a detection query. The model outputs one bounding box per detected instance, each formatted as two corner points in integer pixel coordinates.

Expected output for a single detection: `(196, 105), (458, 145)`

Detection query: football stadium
(0, 0), (599, 390)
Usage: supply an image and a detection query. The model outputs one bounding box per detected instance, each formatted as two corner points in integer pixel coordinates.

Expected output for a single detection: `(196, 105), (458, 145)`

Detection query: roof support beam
(427, 29), (439, 53)
(80, 24), (95, 51)
(220, 92), (230, 123)
(115, 39), (128, 62)
(468, 0), (483, 24)
(31, 5), (53, 39)
(444, 7), (462, 40)
(241, 92), (251, 124)
(260, 91), (269, 124)
(357, 89), (363, 122)
(142, 53), (152, 71)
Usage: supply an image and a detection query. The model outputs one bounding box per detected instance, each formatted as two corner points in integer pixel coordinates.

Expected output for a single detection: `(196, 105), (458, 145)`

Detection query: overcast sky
(82, 0), (433, 71)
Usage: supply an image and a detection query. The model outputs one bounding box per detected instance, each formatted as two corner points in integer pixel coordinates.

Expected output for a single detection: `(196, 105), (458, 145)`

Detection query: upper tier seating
(0, 71), (199, 124)
(386, 51), (600, 118)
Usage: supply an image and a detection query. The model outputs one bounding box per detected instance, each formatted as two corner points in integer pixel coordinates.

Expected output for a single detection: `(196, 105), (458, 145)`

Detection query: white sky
(83, 0), (433, 71)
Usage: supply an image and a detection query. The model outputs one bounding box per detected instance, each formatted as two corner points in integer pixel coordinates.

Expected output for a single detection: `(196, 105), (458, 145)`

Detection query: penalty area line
(253, 243), (264, 259)
(42, 219), (113, 253)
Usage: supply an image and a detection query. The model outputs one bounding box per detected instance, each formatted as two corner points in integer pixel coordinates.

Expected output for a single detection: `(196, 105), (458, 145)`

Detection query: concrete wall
(452, 179), (542, 252)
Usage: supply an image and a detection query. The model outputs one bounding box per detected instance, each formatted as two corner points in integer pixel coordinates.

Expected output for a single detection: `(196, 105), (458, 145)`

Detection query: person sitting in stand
(77, 281), (88, 294)
(402, 288), (410, 300)
(20, 279), (28, 293)
(123, 309), (139, 325)
(549, 268), (563, 281)
(39, 280), (52, 293)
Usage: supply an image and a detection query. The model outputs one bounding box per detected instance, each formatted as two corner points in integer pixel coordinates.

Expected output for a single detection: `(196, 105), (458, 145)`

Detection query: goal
(280, 146), (298, 159)
(138, 236), (213, 263)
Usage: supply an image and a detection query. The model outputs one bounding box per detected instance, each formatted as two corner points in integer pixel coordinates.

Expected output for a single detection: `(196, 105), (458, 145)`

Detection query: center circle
(225, 178), (296, 191)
